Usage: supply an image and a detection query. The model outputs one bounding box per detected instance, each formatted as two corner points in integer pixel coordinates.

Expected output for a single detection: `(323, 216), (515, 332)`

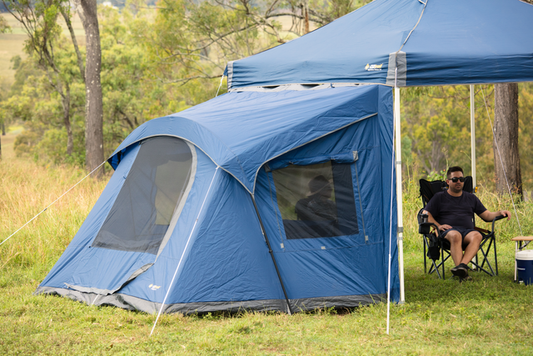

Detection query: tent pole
(250, 194), (293, 315)
(150, 167), (220, 336)
(394, 87), (405, 303)
(470, 85), (476, 189)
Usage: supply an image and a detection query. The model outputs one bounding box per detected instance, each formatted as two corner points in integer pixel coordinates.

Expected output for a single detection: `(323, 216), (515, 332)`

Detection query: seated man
(295, 175), (341, 236)
(424, 166), (511, 280)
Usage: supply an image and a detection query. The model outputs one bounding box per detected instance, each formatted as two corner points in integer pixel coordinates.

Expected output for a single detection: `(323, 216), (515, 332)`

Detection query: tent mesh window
(92, 137), (193, 254)
(272, 161), (359, 239)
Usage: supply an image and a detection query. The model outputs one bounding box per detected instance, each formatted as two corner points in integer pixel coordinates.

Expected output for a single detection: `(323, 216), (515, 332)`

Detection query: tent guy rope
(0, 160), (108, 248)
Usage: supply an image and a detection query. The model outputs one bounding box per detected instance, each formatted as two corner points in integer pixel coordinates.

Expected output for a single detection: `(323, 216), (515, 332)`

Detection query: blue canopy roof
(226, 0), (533, 89)
(110, 85), (391, 194)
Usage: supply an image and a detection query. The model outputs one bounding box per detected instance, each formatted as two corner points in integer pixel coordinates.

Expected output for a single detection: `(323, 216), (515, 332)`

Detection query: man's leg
(461, 230), (483, 265)
(444, 230), (463, 266)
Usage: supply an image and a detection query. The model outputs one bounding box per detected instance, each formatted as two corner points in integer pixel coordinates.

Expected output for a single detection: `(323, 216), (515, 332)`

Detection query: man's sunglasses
(449, 177), (465, 183)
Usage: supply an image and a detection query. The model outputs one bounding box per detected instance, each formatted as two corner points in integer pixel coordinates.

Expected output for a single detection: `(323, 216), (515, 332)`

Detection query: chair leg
(441, 246), (445, 280)
(472, 237), (497, 276)
(424, 239), (427, 274)
(494, 237), (498, 276)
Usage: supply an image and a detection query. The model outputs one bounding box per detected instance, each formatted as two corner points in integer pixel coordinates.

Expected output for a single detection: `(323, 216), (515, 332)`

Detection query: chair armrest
(490, 215), (506, 233)
(419, 222), (438, 235)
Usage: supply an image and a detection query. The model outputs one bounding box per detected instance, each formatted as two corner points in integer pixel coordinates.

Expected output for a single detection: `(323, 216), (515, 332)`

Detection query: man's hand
(438, 224), (452, 231)
(479, 209), (512, 222)
(499, 210), (512, 220)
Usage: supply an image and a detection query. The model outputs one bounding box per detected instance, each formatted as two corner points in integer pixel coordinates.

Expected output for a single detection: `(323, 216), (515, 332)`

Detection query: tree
(493, 83), (522, 198)
(1, 0), (85, 157)
(3, 0), (104, 175)
(0, 13), (9, 33)
(139, 0), (367, 87)
(402, 86), (476, 178)
(77, 0), (105, 177)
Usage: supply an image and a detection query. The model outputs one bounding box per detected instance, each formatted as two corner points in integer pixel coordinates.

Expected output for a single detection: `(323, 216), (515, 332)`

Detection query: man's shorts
(441, 227), (477, 243)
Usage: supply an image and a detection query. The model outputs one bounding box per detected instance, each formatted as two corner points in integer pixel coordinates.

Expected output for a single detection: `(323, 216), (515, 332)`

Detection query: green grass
(1, 130), (533, 355)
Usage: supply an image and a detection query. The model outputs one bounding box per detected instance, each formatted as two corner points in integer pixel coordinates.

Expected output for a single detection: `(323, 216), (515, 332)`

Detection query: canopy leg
(394, 87), (405, 304)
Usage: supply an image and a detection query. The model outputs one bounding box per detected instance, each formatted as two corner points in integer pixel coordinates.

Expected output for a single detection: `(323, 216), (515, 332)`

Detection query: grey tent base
(35, 286), (386, 315)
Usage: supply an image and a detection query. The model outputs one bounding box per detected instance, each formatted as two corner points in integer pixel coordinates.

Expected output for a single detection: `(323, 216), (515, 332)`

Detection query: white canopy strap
(394, 85), (406, 304)
(386, 96), (397, 335)
(470, 85), (477, 190)
(387, 67), (406, 335)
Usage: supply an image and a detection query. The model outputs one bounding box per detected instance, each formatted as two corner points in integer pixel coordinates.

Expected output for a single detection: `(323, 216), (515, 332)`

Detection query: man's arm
(478, 209), (512, 222)
(423, 210), (453, 232)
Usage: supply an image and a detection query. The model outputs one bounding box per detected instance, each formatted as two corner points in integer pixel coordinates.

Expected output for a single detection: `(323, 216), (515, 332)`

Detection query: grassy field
(1, 130), (533, 355)
(0, 13), (85, 83)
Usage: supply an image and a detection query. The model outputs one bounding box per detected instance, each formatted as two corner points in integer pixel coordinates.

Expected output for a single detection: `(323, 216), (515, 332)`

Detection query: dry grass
(0, 129), (108, 269)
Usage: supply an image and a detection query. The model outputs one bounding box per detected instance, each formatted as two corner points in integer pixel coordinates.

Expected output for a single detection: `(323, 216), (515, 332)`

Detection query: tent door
(65, 137), (196, 295)
(64, 247), (156, 295)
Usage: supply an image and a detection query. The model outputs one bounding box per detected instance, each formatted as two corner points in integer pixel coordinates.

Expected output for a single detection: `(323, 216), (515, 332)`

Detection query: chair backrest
(419, 176), (473, 206)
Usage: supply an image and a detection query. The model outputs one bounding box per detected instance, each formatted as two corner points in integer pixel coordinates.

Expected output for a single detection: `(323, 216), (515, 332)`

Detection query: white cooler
(516, 250), (533, 285)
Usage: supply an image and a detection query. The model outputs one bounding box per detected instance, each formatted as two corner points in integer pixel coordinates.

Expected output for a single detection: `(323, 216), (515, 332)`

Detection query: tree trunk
(62, 85), (74, 156)
(80, 0), (104, 177)
(60, 5), (85, 83)
(493, 83), (522, 199)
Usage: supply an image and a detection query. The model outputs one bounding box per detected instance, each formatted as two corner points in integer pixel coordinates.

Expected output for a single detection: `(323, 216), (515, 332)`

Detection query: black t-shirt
(425, 191), (487, 229)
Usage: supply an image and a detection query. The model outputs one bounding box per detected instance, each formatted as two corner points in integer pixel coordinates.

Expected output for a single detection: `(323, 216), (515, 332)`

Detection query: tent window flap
(272, 161), (359, 239)
(92, 137), (193, 254)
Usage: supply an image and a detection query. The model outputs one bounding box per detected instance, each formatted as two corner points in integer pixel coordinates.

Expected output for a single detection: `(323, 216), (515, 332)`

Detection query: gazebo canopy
(226, 0), (533, 89)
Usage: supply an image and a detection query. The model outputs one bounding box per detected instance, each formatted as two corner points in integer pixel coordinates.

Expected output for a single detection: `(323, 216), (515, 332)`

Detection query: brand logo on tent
(149, 284), (161, 291)
(365, 63), (383, 71)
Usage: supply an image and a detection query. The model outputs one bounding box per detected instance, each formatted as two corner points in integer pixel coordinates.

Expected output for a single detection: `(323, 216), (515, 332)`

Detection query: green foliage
(0, 14), (9, 33)
(427, 169), (447, 182)
(400, 85), (519, 190)
(2, 51), (85, 163)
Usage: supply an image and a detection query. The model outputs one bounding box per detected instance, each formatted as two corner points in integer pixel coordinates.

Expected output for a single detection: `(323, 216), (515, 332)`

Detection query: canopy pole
(250, 194), (293, 315)
(470, 85), (476, 189)
(394, 87), (405, 304)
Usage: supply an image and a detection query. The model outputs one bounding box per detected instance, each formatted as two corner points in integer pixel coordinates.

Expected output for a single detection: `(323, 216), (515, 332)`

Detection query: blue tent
(226, 0), (533, 89)
(224, 0), (533, 305)
(36, 85), (399, 314)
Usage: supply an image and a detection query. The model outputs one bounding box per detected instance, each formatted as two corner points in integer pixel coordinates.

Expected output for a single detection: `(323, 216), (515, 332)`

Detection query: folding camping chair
(418, 177), (505, 279)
